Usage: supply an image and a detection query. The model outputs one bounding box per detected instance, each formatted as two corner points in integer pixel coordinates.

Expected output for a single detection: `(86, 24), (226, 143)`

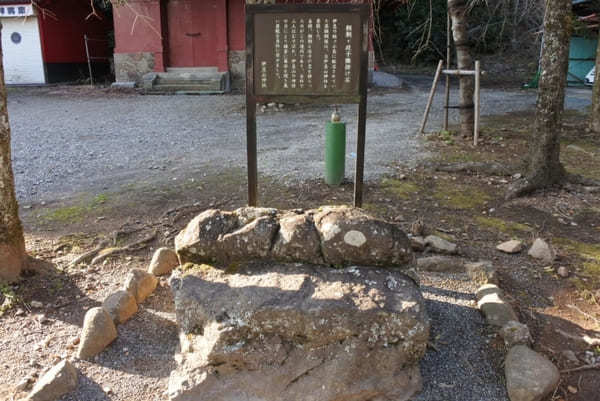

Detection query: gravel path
(8, 83), (591, 204)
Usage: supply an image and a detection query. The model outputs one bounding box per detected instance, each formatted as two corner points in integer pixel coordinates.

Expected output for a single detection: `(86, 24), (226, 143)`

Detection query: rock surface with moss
(175, 206), (413, 268)
(167, 263), (429, 401)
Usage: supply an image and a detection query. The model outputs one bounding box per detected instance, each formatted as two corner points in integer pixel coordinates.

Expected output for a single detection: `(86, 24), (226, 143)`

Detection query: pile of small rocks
(21, 247), (180, 401)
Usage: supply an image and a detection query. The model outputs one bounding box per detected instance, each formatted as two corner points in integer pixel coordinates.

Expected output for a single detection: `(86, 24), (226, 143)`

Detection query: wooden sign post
(245, 3), (369, 207)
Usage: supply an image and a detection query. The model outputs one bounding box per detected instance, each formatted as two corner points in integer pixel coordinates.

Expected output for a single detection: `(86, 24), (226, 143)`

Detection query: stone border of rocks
(23, 248), (180, 401)
(412, 234), (562, 401)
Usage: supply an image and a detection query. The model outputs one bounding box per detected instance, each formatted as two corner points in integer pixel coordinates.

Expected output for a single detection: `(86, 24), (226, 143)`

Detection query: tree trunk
(508, 0), (572, 198)
(590, 37), (600, 134)
(448, 0), (474, 137)
(0, 23), (26, 282)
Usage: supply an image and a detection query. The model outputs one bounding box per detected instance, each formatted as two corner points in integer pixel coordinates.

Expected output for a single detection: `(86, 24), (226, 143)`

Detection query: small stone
(496, 240), (523, 254)
(505, 345), (559, 401)
(567, 385), (578, 394)
(15, 308), (25, 316)
(30, 301), (44, 309)
(123, 269), (158, 303)
(102, 290), (138, 324)
(26, 360), (78, 401)
(424, 235), (457, 254)
(476, 284), (517, 327)
(476, 283), (504, 301)
(409, 236), (425, 252)
(416, 256), (464, 272)
(528, 238), (555, 264)
(500, 321), (531, 347)
(148, 248), (179, 276)
(465, 260), (498, 285)
(76, 307), (117, 360)
(561, 350), (579, 364)
(557, 266), (569, 278)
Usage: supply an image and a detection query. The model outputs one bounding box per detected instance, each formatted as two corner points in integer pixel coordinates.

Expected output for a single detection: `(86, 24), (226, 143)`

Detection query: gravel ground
(8, 82), (591, 204)
(415, 272), (508, 401)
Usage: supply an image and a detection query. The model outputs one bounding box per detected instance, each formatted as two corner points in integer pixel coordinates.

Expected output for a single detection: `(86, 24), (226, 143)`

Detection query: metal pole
(84, 35), (94, 87)
(474, 60), (481, 146)
(443, 11), (451, 131)
(246, 8), (257, 206)
(419, 60), (444, 135)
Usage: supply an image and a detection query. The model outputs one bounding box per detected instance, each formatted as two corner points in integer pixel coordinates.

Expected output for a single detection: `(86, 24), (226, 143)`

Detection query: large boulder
(175, 209), (240, 264)
(271, 213), (324, 265)
(175, 207), (414, 269)
(167, 263), (429, 401)
(314, 206), (413, 267)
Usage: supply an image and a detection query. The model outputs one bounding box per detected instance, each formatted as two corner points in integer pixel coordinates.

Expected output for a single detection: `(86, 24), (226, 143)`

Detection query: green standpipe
(325, 111), (346, 186)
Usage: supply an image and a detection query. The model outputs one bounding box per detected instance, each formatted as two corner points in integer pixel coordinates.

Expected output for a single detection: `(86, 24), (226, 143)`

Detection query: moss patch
(475, 216), (533, 237)
(434, 181), (491, 209)
(41, 193), (110, 223)
(179, 263), (215, 276)
(381, 178), (420, 199)
(555, 238), (600, 288)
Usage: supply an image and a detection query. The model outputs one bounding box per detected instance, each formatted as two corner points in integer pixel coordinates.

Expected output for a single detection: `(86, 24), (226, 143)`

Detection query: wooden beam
(474, 60), (481, 146)
(419, 60), (444, 135)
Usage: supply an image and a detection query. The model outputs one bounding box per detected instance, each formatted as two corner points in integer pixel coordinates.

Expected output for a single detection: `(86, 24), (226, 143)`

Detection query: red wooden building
(112, 0), (373, 92)
(0, 0), (112, 84)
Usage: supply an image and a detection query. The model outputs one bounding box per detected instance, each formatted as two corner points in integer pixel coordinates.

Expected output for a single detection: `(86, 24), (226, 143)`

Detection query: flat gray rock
(417, 255), (464, 272)
(424, 235), (458, 254)
(27, 360), (78, 401)
(496, 240), (523, 254)
(167, 263), (429, 401)
(505, 345), (559, 401)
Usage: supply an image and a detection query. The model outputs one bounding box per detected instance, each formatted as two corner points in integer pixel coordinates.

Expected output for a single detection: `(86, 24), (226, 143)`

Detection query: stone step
(142, 70), (230, 94)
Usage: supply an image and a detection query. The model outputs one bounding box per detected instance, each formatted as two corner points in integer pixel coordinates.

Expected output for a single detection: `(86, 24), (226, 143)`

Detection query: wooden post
(84, 35), (93, 87)
(443, 12), (450, 131)
(419, 60), (444, 135)
(354, 11), (369, 208)
(474, 60), (481, 146)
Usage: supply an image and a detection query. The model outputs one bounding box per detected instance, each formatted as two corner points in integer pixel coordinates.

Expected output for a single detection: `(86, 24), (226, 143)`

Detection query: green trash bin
(325, 119), (346, 186)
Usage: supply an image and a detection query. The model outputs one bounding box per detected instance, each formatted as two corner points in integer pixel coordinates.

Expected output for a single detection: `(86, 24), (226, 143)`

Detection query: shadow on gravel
(92, 308), (179, 378)
(415, 290), (509, 401)
(21, 257), (100, 328)
(61, 373), (111, 401)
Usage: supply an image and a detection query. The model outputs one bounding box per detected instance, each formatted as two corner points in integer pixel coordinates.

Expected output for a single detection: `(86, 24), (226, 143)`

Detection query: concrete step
(142, 70), (230, 94)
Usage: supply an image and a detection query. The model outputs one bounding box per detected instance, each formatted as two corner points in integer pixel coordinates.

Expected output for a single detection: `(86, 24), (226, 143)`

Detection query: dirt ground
(1, 103), (599, 400)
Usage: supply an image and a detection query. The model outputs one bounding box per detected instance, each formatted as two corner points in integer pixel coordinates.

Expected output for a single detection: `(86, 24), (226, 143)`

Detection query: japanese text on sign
(253, 12), (362, 96)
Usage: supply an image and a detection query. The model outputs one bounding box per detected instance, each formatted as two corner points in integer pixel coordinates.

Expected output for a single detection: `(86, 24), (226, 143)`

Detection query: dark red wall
(228, 0), (245, 51)
(38, 0), (112, 64)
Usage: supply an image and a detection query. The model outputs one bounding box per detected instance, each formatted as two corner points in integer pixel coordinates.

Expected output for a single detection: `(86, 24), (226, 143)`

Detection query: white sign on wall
(0, 4), (35, 17)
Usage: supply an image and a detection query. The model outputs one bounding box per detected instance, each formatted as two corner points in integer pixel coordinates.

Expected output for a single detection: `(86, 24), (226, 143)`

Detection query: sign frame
(245, 3), (369, 207)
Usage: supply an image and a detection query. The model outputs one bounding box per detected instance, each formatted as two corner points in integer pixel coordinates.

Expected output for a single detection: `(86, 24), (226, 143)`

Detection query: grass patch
(381, 178), (420, 199)
(41, 193), (110, 223)
(475, 216), (533, 237)
(555, 238), (600, 289)
(434, 181), (491, 209)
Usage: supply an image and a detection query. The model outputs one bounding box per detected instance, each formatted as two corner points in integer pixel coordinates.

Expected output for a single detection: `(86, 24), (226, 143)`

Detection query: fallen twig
(560, 364), (600, 374)
(90, 231), (157, 265)
(68, 240), (109, 267)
